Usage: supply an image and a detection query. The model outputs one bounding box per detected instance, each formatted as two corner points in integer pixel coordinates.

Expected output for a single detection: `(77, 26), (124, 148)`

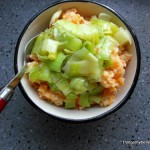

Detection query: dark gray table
(0, 0), (150, 150)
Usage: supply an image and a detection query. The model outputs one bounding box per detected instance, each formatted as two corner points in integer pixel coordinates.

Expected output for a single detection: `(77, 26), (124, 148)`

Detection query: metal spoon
(0, 35), (37, 112)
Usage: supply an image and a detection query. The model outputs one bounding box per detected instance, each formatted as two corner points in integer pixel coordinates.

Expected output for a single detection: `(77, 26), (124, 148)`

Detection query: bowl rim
(14, 0), (141, 123)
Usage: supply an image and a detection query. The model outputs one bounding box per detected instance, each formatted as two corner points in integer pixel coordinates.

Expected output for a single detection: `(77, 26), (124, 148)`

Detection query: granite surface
(0, 0), (150, 150)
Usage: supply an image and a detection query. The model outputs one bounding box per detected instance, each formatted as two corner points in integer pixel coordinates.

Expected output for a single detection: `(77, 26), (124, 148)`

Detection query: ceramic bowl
(14, 0), (141, 122)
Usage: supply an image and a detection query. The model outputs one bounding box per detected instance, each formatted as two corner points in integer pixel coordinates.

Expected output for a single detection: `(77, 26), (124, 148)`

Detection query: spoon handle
(0, 87), (13, 112)
(0, 98), (7, 112)
(0, 66), (26, 113)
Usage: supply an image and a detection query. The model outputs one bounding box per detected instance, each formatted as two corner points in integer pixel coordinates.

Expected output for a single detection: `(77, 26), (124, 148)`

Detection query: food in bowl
(26, 8), (132, 109)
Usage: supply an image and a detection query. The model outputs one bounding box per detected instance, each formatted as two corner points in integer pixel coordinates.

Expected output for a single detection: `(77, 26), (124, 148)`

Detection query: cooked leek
(31, 33), (43, 54)
(83, 41), (95, 54)
(55, 79), (72, 96)
(29, 63), (51, 83)
(54, 19), (99, 44)
(89, 96), (101, 104)
(50, 83), (59, 92)
(48, 52), (66, 72)
(51, 72), (62, 83)
(65, 93), (77, 109)
(79, 92), (90, 107)
(70, 77), (87, 93)
(36, 53), (49, 61)
(49, 9), (62, 26)
(63, 34), (82, 52)
(96, 36), (119, 60)
(98, 13), (112, 22)
(91, 18), (119, 35)
(89, 86), (104, 95)
(40, 39), (60, 60)
(114, 27), (132, 45)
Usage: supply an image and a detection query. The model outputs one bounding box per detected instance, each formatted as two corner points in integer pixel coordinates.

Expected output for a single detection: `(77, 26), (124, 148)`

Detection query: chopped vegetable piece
(54, 19), (99, 44)
(70, 47), (98, 62)
(26, 61), (39, 73)
(49, 9), (62, 26)
(98, 13), (112, 22)
(91, 18), (111, 34)
(55, 79), (72, 96)
(104, 59), (113, 68)
(48, 52), (66, 72)
(64, 49), (74, 54)
(91, 15), (97, 20)
(54, 27), (82, 52)
(89, 96), (101, 104)
(89, 86), (104, 95)
(50, 83), (59, 92)
(63, 47), (100, 81)
(69, 60), (90, 76)
(79, 92), (90, 107)
(31, 34), (43, 54)
(110, 22), (119, 35)
(85, 82), (98, 91)
(70, 77), (87, 93)
(51, 72), (62, 83)
(65, 99), (76, 108)
(61, 73), (69, 79)
(29, 63), (51, 83)
(40, 39), (60, 60)
(63, 34), (82, 52)
(64, 60), (100, 82)
(91, 18), (119, 35)
(54, 28), (64, 42)
(98, 59), (104, 68)
(67, 93), (77, 99)
(43, 28), (55, 40)
(82, 41), (95, 54)
(65, 93), (77, 109)
(96, 36), (119, 60)
(114, 27), (132, 46)
(36, 53), (49, 61)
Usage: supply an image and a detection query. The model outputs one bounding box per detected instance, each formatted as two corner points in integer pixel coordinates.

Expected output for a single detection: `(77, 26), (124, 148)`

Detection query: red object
(0, 98), (7, 113)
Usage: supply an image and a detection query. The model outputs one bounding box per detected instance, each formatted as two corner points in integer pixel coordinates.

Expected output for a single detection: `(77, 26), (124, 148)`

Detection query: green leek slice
(98, 13), (112, 22)
(89, 96), (101, 104)
(89, 86), (104, 95)
(55, 79), (72, 96)
(96, 36), (119, 60)
(29, 63), (51, 83)
(40, 39), (60, 60)
(54, 19), (99, 44)
(70, 77), (87, 93)
(65, 93), (77, 109)
(79, 92), (90, 107)
(83, 41), (95, 54)
(48, 52), (66, 72)
(114, 27), (132, 46)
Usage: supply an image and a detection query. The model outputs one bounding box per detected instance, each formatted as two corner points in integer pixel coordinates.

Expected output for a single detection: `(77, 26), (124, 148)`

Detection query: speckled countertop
(0, 0), (150, 150)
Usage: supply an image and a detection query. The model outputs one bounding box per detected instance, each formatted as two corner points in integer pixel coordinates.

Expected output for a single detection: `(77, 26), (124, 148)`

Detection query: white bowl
(14, 1), (140, 122)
